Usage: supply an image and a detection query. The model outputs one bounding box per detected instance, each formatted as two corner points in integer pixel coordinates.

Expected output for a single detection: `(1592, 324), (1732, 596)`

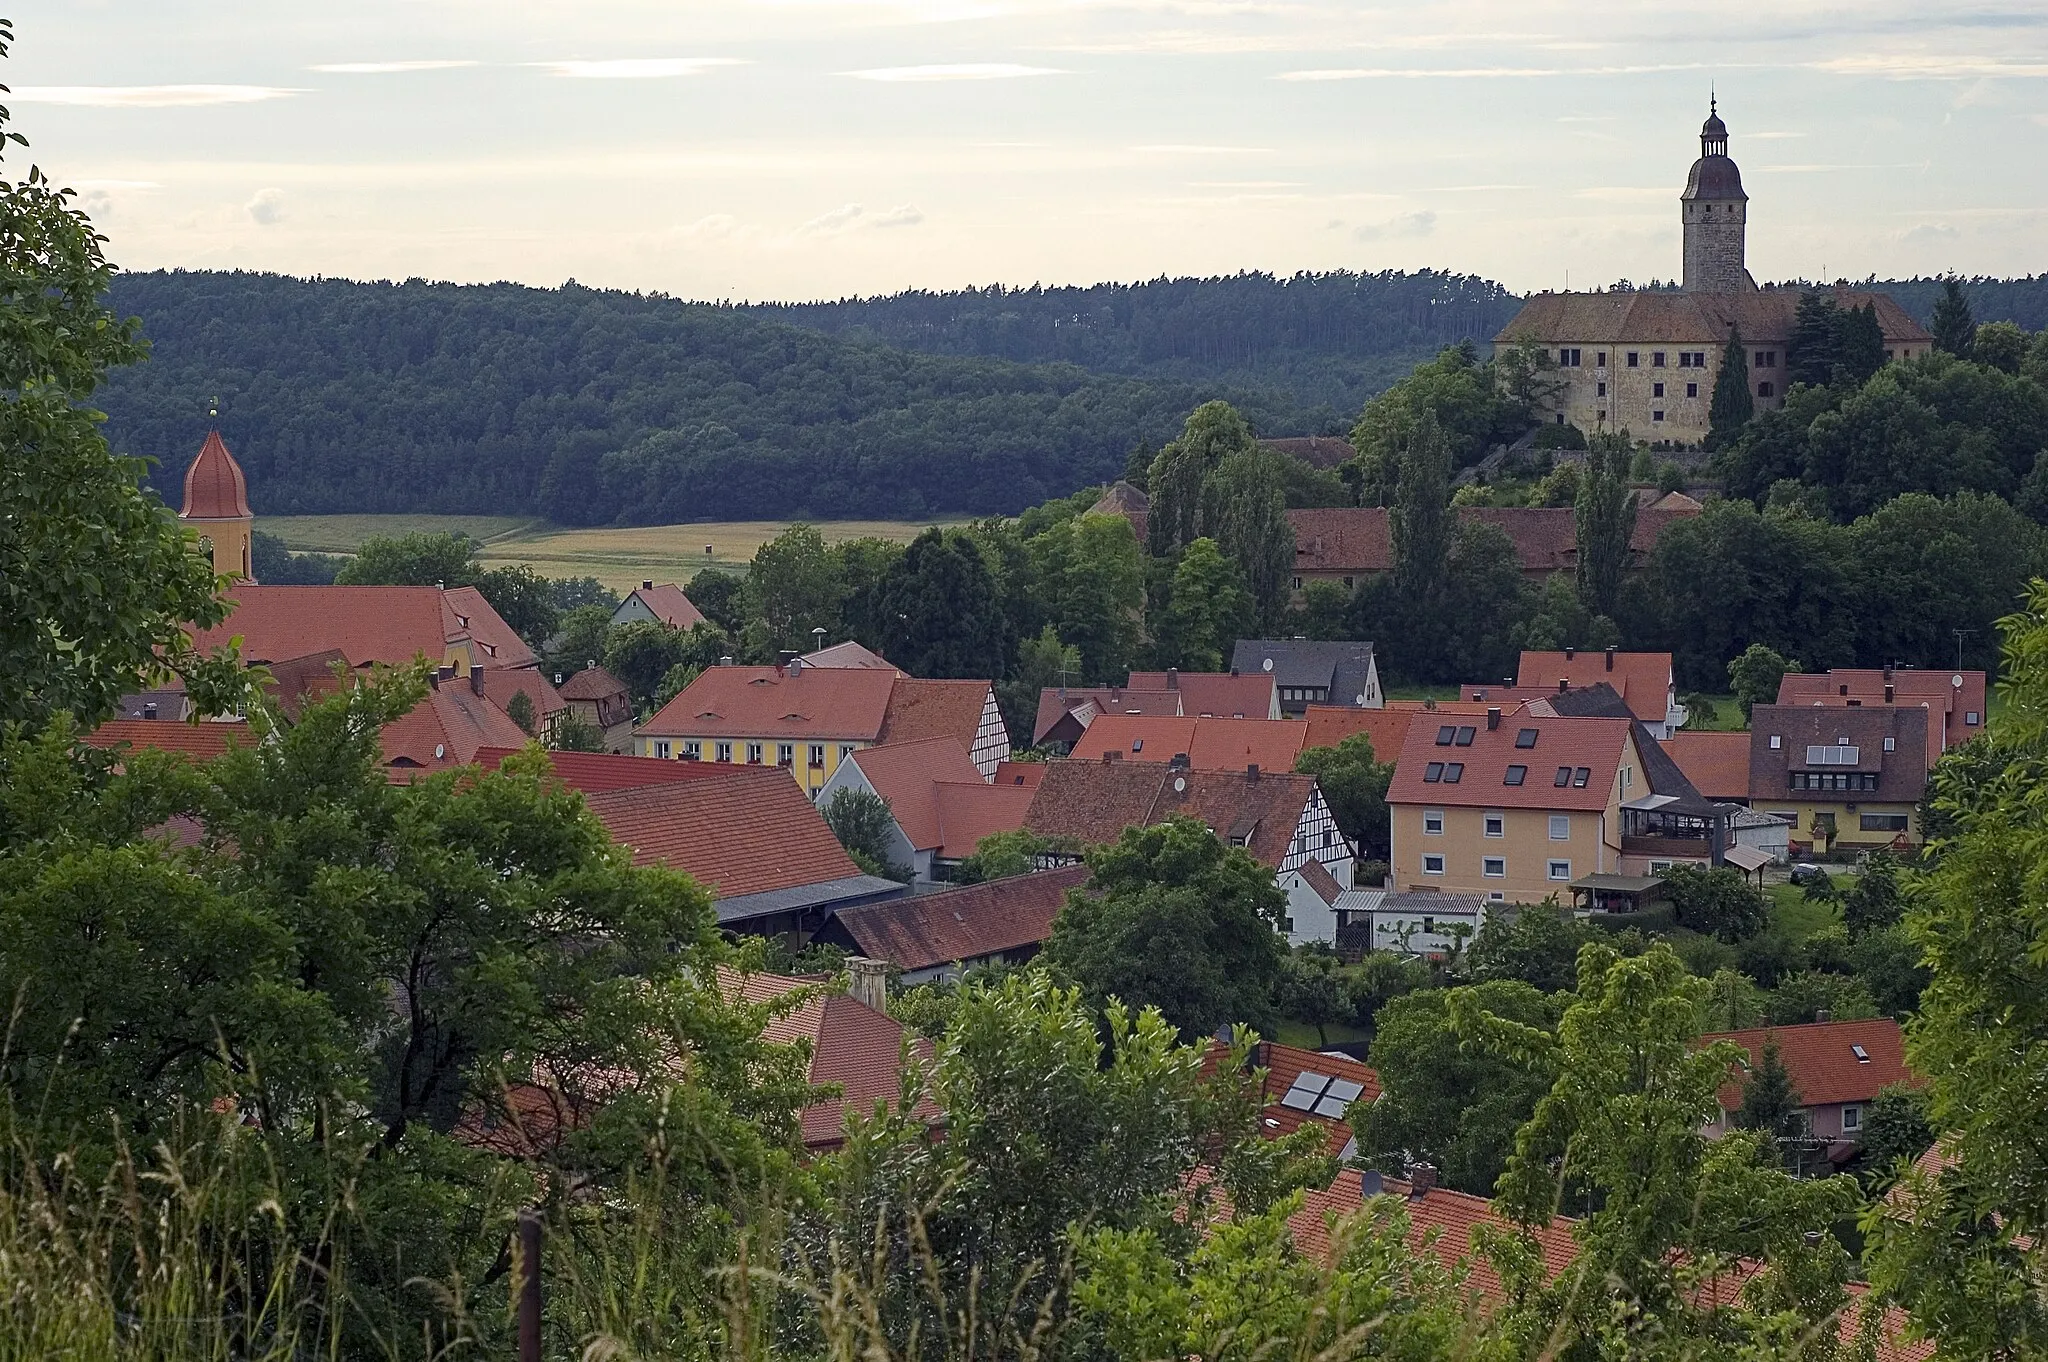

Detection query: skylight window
(1443, 762), (1465, 783)
(1572, 767), (1591, 787)
(1515, 728), (1539, 749)
(1851, 1044), (1871, 1063)
(1436, 725), (1456, 746)
(1504, 764), (1527, 786)
(1424, 762), (1444, 783)
(1454, 726), (1477, 746)
(1554, 767), (1572, 787)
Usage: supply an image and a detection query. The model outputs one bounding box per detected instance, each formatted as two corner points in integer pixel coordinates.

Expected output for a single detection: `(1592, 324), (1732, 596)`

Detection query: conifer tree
(1389, 410), (1452, 605)
(1786, 290), (1840, 388)
(1831, 301), (1887, 384)
(1573, 432), (1637, 619)
(1734, 1038), (1804, 1139)
(1707, 326), (1754, 448)
(1931, 275), (1976, 358)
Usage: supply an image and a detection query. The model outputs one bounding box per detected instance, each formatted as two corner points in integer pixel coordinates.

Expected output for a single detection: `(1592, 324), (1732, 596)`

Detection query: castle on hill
(1494, 103), (1930, 447)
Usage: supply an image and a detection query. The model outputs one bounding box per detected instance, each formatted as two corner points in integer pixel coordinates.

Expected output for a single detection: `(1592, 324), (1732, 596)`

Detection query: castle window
(1758, 382), (1775, 398)
(1557, 347), (1581, 367)
(1596, 351), (1607, 367)
(1885, 350), (1894, 362)
(1686, 382), (1698, 398)
(1627, 352), (1640, 367)
(1653, 382), (1665, 398)
(1652, 351), (1667, 367)
(1596, 410), (1606, 422)
(1597, 381), (1606, 397)
(1554, 413), (1564, 425)
(1678, 352), (1693, 368)
(1653, 410), (1665, 422)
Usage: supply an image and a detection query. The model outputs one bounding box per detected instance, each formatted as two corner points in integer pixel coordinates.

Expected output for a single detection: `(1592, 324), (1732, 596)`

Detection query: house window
(1484, 812), (1505, 837)
(1860, 813), (1910, 832)
(1292, 576), (1302, 589)
(1435, 726), (1456, 746)
(715, 742), (733, 763)
(1842, 1105), (1862, 1133)
(810, 744), (826, 768)
(1483, 857), (1506, 878)
(1504, 764), (1527, 786)
(1549, 814), (1571, 840)
(683, 740), (702, 760)
(1423, 854), (1445, 875)
(1454, 726), (1476, 746)
(1652, 410), (1665, 423)
(1572, 767), (1591, 787)
(746, 742), (764, 764)
(1966, 711), (1981, 726)
(1515, 728), (1539, 748)
(1885, 350), (1894, 362)
(1596, 351), (1607, 366)
(1626, 351), (1640, 367)
(1549, 860), (1571, 880)
(1652, 351), (1666, 367)
(1653, 382), (1665, 398)
(1757, 382), (1775, 398)
(1424, 762), (1445, 783)
(1558, 347), (1581, 366)
(777, 743), (794, 767)
(1883, 737), (1895, 752)
(654, 740), (672, 759)
(840, 744), (857, 760)
(1769, 734), (1782, 750)
(1424, 810), (1444, 835)
(1554, 766), (1572, 787)
(1686, 382), (1698, 398)
(1678, 351), (1691, 368)
(1489, 891), (1505, 902)
(1443, 762), (1465, 783)
(1596, 381), (1607, 397)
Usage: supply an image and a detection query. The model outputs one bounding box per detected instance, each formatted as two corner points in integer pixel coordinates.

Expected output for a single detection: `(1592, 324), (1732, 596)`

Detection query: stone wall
(1682, 199), (1748, 294)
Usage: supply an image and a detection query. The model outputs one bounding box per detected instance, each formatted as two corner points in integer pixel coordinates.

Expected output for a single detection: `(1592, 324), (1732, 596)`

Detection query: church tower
(1680, 99), (1754, 294)
(180, 429), (255, 581)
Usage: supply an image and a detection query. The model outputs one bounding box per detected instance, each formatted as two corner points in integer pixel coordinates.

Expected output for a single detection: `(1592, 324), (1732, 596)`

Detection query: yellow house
(1746, 705), (1929, 857)
(636, 661), (1010, 798)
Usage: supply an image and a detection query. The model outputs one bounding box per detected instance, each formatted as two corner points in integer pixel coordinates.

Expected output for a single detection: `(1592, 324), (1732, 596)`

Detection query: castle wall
(1681, 199), (1748, 294)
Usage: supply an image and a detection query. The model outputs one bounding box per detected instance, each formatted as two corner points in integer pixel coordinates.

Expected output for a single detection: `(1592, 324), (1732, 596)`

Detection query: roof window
(1454, 726), (1477, 746)
(1554, 766), (1572, 787)
(1436, 725), (1456, 746)
(1852, 1044), (1871, 1063)
(1572, 767), (1591, 787)
(1515, 728), (1539, 748)
(1504, 764), (1527, 786)
(1424, 762), (1444, 783)
(1443, 762), (1465, 783)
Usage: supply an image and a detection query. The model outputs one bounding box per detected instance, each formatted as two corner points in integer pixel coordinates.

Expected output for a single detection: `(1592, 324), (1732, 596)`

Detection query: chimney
(1884, 683), (1895, 704)
(1102, 751), (1115, 765)
(1559, 678), (1571, 693)
(641, 579), (654, 591)
(1839, 683), (1849, 696)
(469, 663), (485, 696)
(1564, 645), (1576, 661)
(1359, 1168), (1385, 1198)
(1167, 667), (1179, 691)
(788, 657), (803, 676)
(1883, 662), (1894, 682)
(719, 655), (734, 667)
(1170, 752), (1191, 770)
(845, 957), (889, 1012)
(1230, 666), (1240, 677)
(142, 701), (158, 720)
(1406, 1162), (1437, 1197)
(1604, 646), (1615, 671)
(428, 669), (440, 691)
(1816, 1008), (1832, 1023)
(1486, 707), (1501, 731)
(1247, 763), (1260, 782)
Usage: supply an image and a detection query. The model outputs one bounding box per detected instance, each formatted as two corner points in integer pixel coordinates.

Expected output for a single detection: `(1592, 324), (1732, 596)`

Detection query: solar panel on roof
(1280, 1071), (1333, 1110)
(1312, 1076), (1367, 1118)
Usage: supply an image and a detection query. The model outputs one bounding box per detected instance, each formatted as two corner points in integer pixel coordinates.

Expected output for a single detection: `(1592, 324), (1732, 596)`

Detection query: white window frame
(1423, 810), (1444, 835)
(1484, 812), (1504, 838)
(683, 740), (702, 760)
(654, 740), (671, 759)
(777, 742), (795, 767)
(746, 741), (764, 764)
(1769, 735), (1782, 750)
(1548, 814), (1570, 841)
(1548, 860), (1571, 881)
(1483, 857), (1506, 879)
(1842, 1105), (1862, 1133)
(1422, 854), (1445, 876)
(715, 741), (732, 763)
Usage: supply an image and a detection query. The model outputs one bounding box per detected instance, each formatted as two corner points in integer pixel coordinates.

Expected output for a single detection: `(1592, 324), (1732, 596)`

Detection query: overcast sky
(9, 1), (2046, 302)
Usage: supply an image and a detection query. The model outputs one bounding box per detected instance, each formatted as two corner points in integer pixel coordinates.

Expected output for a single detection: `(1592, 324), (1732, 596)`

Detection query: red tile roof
(1516, 650), (1673, 724)
(261, 649), (351, 721)
(556, 664), (629, 703)
(879, 678), (997, 752)
(1126, 671), (1278, 719)
(847, 738), (987, 851)
(1023, 762), (1322, 870)
(479, 668), (566, 725)
(1388, 713), (1634, 812)
(726, 968), (936, 1149)
(1702, 1018), (1916, 1111)
(442, 585), (538, 669)
(186, 584), (532, 671)
(179, 430), (250, 521)
(828, 865), (1090, 972)
(1288, 1171), (1579, 1300)
(624, 583), (706, 630)
(472, 746), (733, 793)
(1071, 715), (1308, 774)
(1259, 436), (1355, 468)
(1032, 686), (1181, 745)
(935, 781), (1036, 857)
(1204, 1038), (1381, 1157)
(1301, 706), (1414, 764)
(641, 665), (900, 741)
(382, 684), (532, 772)
(85, 719), (256, 760)
(583, 768), (861, 900)
(1087, 481), (1149, 544)
(1497, 286), (1930, 348)
(1289, 507), (1697, 577)
(1778, 668), (1988, 759)
(994, 760), (1049, 790)
(1663, 731), (1751, 801)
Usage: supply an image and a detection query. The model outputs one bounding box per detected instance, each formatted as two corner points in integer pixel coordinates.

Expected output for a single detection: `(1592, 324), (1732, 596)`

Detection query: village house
(1512, 648), (1687, 737)
(1230, 639), (1383, 714)
(637, 659), (1010, 793)
(380, 665), (534, 775)
(1746, 704), (1930, 857)
(1664, 729), (1753, 803)
(812, 737), (1038, 883)
(811, 865), (1092, 984)
(556, 664), (637, 752)
(1702, 1018), (1915, 1161)
(609, 580), (707, 631)
(1202, 1038), (1381, 1159)
(185, 580), (538, 675)
(1033, 669), (1279, 749)
(1301, 705), (1419, 763)
(1069, 714), (1310, 774)
(1127, 669), (1282, 719)
(1776, 666), (1987, 760)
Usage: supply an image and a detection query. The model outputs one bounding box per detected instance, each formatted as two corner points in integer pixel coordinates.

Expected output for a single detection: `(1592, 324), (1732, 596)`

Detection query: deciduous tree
(1292, 732), (1392, 860)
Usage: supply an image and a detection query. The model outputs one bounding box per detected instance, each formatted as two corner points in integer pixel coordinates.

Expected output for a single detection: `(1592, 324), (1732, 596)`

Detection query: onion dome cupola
(1679, 97), (1754, 294)
(179, 429), (256, 581)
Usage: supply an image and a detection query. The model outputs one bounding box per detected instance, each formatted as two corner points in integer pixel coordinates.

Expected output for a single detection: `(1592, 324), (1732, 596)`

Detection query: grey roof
(1728, 807), (1792, 829)
(1545, 683), (1719, 814)
(1231, 639), (1376, 705)
(1377, 891), (1488, 916)
(1683, 154), (1746, 201)
(714, 874), (909, 925)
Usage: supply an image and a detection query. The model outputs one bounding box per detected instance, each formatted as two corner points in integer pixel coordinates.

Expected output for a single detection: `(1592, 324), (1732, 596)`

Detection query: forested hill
(742, 270), (1521, 420)
(98, 270), (1315, 524)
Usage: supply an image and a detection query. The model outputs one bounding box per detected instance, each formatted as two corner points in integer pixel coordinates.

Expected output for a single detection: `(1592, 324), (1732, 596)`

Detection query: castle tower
(180, 430), (255, 581)
(1680, 99), (1754, 294)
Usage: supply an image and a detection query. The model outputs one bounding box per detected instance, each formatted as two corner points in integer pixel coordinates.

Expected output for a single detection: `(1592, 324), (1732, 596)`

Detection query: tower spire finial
(1710, 82), (1716, 117)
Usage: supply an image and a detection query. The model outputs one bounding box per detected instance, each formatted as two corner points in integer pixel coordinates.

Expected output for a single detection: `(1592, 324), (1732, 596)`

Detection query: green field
(259, 515), (967, 592)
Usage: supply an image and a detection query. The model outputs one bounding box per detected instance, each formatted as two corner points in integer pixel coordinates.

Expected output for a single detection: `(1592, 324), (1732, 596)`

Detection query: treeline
(99, 271), (1309, 524)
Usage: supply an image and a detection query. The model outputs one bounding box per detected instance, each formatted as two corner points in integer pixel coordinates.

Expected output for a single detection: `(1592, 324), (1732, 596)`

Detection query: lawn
(1383, 685), (1467, 704)
(1267, 1017), (1374, 1052)
(1767, 881), (1844, 942)
(1680, 693), (1747, 731)
(259, 515), (967, 593)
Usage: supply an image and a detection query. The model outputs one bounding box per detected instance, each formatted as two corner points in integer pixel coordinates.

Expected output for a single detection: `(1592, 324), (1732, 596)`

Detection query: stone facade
(1679, 103), (1752, 295)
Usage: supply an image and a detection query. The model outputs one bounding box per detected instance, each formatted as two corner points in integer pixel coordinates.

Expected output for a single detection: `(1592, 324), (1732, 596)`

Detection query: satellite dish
(1262, 658), (1274, 673)
(1173, 775), (1187, 793)
(1951, 674), (1965, 689)
(434, 744), (446, 760)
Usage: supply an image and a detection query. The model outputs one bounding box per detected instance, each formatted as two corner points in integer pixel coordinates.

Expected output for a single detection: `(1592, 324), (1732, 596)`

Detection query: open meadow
(259, 514), (967, 592)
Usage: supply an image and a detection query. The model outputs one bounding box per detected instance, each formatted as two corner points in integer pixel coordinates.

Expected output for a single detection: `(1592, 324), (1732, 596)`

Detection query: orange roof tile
(934, 781), (1036, 857)
(179, 430), (250, 521)
(472, 746), (733, 793)
(583, 768), (862, 900)
(1663, 731), (1751, 801)
(1516, 650), (1673, 724)
(1127, 671), (1277, 719)
(878, 678), (997, 751)
(479, 668), (566, 724)
(186, 584), (531, 671)
(846, 738), (987, 851)
(993, 760), (1049, 790)
(1779, 668), (1988, 758)
(826, 865), (1090, 971)
(1288, 1171), (1579, 1300)
(85, 719), (255, 760)
(1702, 1018), (1916, 1111)
(641, 665), (899, 741)
(381, 684), (532, 772)
(1388, 713), (1633, 812)
(1301, 706), (1414, 764)
(1071, 715), (1308, 774)
(623, 583), (706, 630)
(1032, 686), (1182, 745)
(442, 585), (538, 669)
(726, 969), (936, 1149)
(556, 664), (628, 702)
(1205, 1039), (1381, 1157)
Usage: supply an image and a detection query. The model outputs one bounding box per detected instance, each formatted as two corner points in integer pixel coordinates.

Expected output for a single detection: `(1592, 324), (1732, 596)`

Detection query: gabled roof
(826, 865), (1090, 971)
(993, 760), (1049, 790)
(623, 583), (706, 630)
(1070, 715), (1308, 775)
(382, 684), (532, 772)
(1289, 1171), (1580, 1301)
(1778, 668), (1988, 759)
(1664, 731), (1752, 802)
(1087, 480), (1149, 543)
(1494, 285), (1931, 347)
(1228, 640), (1376, 704)
(557, 664), (629, 703)
(1288, 507), (1697, 577)
(879, 678), (999, 752)
(1204, 1038), (1381, 1157)
(1516, 650), (1673, 724)
(583, 767), (864, 903)
(1703, 1018), (1915, 1110)
(846, 738), (987, 851)
(185, 584), (531, 671)
(640, 665), (900, 741)
(261, 648), (351, 721)
(1022, 760), (1169, 847)
(1528, 682), (1709, 808)
(725, 968), (936, 1149)
(1127, 671), (1277, 719)
(179, 430), (251, 521)
(1023, 762), (1322, 869)
(1747, 704), (1931, 803)
(801, 640), (900, 672)
(1258, 435), (1355, 469)
(1301, 706), (1413, 764)
(935, 781), (1037, 858)
(1294, 859), (1346, 907)
(479, 668), (567, 723)
(85, 719), (255, 760)
(472, 746), (733, 793)
(1032, 686), (1180, 746)
(1388, 713), (1634, 812)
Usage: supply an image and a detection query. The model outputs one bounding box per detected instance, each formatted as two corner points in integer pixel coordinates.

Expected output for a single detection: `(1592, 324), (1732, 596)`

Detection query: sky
(9, 1), (2047, 302)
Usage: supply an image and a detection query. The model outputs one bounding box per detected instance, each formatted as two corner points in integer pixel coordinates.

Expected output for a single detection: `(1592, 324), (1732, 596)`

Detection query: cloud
(10, 84), (301, 107)
(1353, 210), (1436, 241)
(1902, 222), (1961, 244)
(869, 203), (925, 228)
(311, 60), (477, 74)
(1190, 180), (1303, 188)
(798, 202), (865, 234)
(245, 187), (287, 225)
(676, 214), (739, 239)
(533, 58), (749, 79)
(843, 63), (1068, 81)
(1278, 63), (1708, 80)
(1811, 53), (2048, 77)
(1130, 143), (1275, 155)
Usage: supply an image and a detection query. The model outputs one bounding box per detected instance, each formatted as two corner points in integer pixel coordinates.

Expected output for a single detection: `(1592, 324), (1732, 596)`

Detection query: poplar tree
(1146, 400), (1255, 557)
(1389, 410), (1452, 605)
(1707, 326), (1754, 448)
(1573, 432), (1637, 619)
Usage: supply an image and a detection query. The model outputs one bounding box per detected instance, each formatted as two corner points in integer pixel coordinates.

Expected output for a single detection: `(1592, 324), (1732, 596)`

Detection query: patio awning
(1723, 844), (1772, 873)
(1569, 873), (1665, 894)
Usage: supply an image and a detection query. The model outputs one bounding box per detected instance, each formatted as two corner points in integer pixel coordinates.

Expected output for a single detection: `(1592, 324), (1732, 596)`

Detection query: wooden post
(518, 1208), (543, 1362)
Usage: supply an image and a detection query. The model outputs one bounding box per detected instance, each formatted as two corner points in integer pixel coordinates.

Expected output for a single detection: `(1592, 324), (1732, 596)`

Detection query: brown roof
(1127, 670), (1276, 719)
(86, 719), (256, 760)
(1258, 435), (1355, 469)
(1204, 1038), (1381, 1156)
(1087, 481), (1149, 544)
(1747, 704), (1930, 804)
(725, 968), (936, 1149)
(479, 668), (567, 723)
(641, 665), (898, 741)
(261, 648), (351, 721)
(935, 781), (1036, 857)
(1302, 706), (1415, 763)
(1664, 731), (1752, 801)
(879, 678), (998, 751)
(1388, 712), (1634, 812)
(1295, 858), (1345, 906)
(846, 738), (987, 851)
(1517, 650), (1673, 724)
(827, 865), (1090, 972)
(179, 430), (251, 521)
(1071, 715), (1308, 774)
(1289, 506), (1696, 576)
(1032, 686), (1181, 746)
(472, 746), (733, 793)
(1778, 668), (1988, 759)
(381, 684), (532, 772)
(1023, 761), (1320, 869)
(1021, 759), (1168, 847)
(624, 583), (706, 630)
(185, 584), (532, 671)
(557, 664), (629, 703)
(1703, 1018), (1915, 1111)
(1494, 286), (1931, 347)
(583, 768), (862, 900)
